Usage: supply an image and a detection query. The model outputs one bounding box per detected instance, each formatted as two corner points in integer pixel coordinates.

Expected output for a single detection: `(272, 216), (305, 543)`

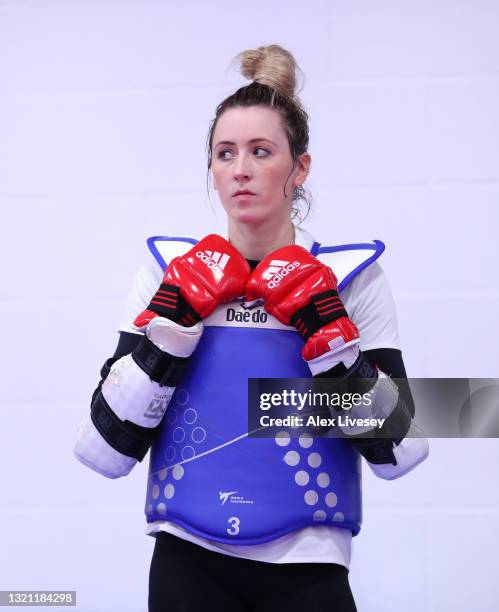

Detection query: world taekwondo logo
(196, 249), (230, 272)
(219, 491), (238, 505)
(219, 490), (254, 506)
(263, 259), (301, 289)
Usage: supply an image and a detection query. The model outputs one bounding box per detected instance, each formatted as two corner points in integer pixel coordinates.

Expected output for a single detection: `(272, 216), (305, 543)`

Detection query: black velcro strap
(290, 289), (349, 340)
(374, 391), (412, 441)
(350, 438), (398, 465)
(100, 357), (120, 380)
(148, 283), (179, 318)
(315, 352), (378, 397)
(91, 392), (160, 461)
(147, 283), (201, 327)
(131, 334), (191, 387)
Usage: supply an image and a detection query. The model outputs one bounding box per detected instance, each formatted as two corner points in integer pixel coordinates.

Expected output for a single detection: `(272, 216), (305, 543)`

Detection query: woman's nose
(233, 154), (252, 181)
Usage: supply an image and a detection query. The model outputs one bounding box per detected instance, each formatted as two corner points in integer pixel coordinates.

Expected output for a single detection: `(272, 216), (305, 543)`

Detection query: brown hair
(206, 44), (311, 222)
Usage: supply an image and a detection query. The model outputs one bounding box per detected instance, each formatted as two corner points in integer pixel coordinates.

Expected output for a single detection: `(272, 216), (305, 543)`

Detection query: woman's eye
(217, 147), (269, 160)
(254, 147), (269, 157)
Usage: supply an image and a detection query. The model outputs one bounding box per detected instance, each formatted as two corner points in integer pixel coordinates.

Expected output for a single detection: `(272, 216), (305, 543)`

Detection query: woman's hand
(134, 234), (251, 329)
(245, 244), (359, 363)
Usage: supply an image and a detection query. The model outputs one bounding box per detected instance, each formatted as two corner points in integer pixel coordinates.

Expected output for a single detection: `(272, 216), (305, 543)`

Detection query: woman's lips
(233, 191), (256, 198)
(233, 189), (256, 196)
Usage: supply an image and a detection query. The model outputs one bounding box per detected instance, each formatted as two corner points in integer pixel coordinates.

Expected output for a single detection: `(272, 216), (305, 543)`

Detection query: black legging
(149, 532), (357, 612)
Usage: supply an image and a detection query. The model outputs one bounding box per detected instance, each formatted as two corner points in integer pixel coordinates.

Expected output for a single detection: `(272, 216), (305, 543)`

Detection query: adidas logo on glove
(263, 259), (300, 289)
(195, 249), (230, 272)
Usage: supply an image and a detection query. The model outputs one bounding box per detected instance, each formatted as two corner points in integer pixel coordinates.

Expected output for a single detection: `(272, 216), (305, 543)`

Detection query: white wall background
(1, 1), (498, 610)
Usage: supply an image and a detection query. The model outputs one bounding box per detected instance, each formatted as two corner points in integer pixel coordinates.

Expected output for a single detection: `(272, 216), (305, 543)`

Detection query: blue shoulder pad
(315, 240), (385, 292)
(147, 236), (198, 272)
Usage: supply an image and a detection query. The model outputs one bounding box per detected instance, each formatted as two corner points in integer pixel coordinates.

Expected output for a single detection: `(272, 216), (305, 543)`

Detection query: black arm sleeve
(362, 348), (408, 378)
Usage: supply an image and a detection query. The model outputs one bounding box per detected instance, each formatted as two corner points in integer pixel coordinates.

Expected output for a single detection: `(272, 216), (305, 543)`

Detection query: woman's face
(211, 105), (309, 227)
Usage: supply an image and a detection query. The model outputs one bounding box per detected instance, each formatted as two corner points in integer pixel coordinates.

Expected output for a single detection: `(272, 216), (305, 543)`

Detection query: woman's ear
(294, 152), (311, 187)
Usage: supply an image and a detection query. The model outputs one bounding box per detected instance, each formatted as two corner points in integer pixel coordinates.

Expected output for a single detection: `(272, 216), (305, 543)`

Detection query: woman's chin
(225, 205), (266, 226)
(231, 211), (267, 226)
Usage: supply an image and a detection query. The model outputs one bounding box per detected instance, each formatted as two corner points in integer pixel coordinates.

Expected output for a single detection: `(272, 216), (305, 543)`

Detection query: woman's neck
(228, 219), (295, 261)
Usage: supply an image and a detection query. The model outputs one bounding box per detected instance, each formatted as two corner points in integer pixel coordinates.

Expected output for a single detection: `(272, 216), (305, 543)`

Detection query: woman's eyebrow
(214, 138), (277, 147)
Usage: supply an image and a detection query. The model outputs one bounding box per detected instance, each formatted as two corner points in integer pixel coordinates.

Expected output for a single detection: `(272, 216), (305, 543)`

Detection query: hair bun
(233, 44), (302, 100)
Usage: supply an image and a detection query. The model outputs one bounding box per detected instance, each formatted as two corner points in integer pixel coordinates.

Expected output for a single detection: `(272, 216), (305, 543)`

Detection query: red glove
(245, 245), (359, 361)
(134, 235), (251, 328)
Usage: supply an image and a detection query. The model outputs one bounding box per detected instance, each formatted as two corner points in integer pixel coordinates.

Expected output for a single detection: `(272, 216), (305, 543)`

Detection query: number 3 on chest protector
(227, 516), (240, 536)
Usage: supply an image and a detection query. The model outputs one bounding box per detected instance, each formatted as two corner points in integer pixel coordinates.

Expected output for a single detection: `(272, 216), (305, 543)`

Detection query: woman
(74, 44), (428, 612)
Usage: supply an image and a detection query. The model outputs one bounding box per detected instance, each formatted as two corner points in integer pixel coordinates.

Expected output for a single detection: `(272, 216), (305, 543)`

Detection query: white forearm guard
(340, 371), (429, 480)
(313, 350), (429, 480)
(73, 318), (203, 479)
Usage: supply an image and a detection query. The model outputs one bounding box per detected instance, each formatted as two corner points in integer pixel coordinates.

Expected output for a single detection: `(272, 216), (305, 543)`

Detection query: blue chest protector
(144, 236), (385, 544)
